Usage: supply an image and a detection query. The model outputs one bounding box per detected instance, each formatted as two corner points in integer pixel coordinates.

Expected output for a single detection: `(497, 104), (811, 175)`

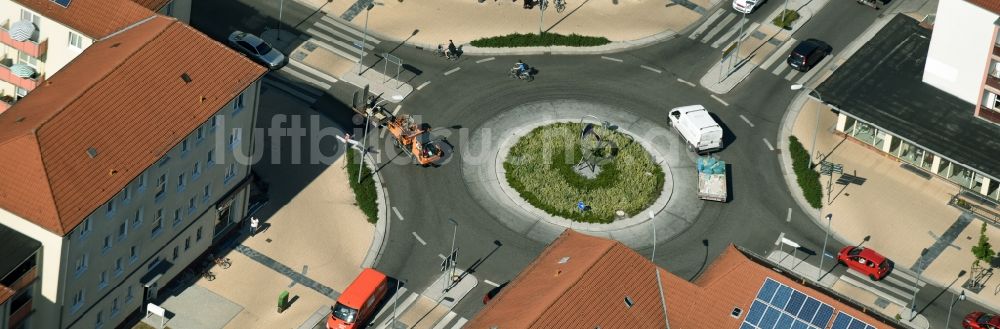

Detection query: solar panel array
(740, 278), (835, 329)
(830, 311), (876, 329)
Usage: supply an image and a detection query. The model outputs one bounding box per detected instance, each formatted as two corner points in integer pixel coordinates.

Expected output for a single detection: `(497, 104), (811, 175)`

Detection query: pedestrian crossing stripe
(700, 12), (737, 43)
(369, 288), (469, 329)
(689, 9), (726, 40)
(321, 15), (381, 44)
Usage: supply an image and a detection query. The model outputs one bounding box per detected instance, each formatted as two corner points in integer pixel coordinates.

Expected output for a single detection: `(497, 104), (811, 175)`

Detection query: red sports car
(837, 246), (892, 280)
(964, 312), (1000, 329)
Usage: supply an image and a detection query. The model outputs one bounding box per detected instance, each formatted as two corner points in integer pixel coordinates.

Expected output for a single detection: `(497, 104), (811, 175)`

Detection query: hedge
(346, 149), (379, 224)
(772, 9), (800, 29)
(469, 32), (611, 48)
(789, 136), (823, 209)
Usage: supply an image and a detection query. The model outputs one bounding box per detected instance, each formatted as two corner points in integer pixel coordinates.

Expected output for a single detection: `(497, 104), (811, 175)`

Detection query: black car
(786, 39), (832, 72)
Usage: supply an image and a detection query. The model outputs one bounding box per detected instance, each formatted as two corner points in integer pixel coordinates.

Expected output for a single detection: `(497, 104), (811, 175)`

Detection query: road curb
(361, 150), (390, 269)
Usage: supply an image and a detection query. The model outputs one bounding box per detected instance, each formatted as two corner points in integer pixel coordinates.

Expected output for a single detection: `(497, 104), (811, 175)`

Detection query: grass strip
(346, 149), (379, 224)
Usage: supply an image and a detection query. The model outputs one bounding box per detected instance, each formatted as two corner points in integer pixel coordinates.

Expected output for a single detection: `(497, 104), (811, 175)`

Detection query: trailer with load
(697, 156), (728, 202)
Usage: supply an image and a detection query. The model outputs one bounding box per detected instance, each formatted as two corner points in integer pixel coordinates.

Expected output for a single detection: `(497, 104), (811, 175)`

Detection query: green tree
(972, 222), (995, 267)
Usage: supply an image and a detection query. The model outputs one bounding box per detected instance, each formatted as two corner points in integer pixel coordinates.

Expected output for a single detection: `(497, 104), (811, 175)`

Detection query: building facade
(0, 0), (192, 111)
(0, 15), (265, 329)
(923, 0), (1000, 123)
(0, 225), (41, 329)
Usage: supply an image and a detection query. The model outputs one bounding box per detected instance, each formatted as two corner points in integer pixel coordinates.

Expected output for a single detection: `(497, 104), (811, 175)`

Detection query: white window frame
(155, 173), (167, 199)
(68, 31), (83, 50)
(71, 289), (85, 313)
(114, 257), (123, 276)
(101, 235), (112, 253)
(132, 207), (144, 228)
(98, 270), (108, 289)
(233, 93), (245, 113)
(193, 161), (202, 179)
(129, 246), (139, 264)
(75, 253), (89, 276)
(177, 173), (186, 191)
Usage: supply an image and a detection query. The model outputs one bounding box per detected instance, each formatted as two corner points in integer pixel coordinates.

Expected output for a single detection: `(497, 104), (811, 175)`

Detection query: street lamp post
(732, 0), (753, 73)
(538, 0), (544, 36)
(791, 84), (822, 165)
(946, 290), (965, 328)
(445, 218), (458, 292)
(910, 248), (929, 321)
(357, 114), (370, 184)
(357, 4), (375, 75)
(277, 0), (284, 41)
(817, 213), (832, 280)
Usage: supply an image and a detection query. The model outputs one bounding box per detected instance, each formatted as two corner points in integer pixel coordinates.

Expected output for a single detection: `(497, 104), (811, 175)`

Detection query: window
(172, 246), (179, 260)
(158, 156), (171, 167)
(137, 172), (147, 192)
(126, 286), (134, 301)
(129, 246), (139, 263)
(185, 237), (191, 250)
(155, 174), (167, 199)
(68, 31), (82, 49)
(172, 209), (181, 227)
(229, 129), (242, 150)
(181, 138), (189, 153)
(132, 208), (144, 228)
(118, 220), (127, 241)
(98, 271), (108, 289)
(96, 310), (103, 328)
(114, 258), (123, 276)
(210, 115), (219, 130)
(71, 289), (84, 312)
(233, 93), (245, 113)
(78, 216), (92, 238)
(17, 52), (38, 68)
(111, 297), (120, 315)
(152, 214), (163, 238)
(105, 199), (115, 216)
(197, 227), (203, 241)
(193, 161), (202, 179)
(196, 126), (205, 142)
(177, 173), (186, 191)
(75, 253), (89, 275)
(121, 186), (131, 203)
(225, 163), (237, 183)
(188, 197), (196, 214)
(102, 235), (111, 253)
(203, 184), (211, 202)
(207, 149), (215, 165)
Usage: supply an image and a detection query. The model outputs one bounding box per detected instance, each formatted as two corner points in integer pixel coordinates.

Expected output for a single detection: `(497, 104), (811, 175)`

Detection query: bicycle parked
(555, 0), (566, 12)
(213, 256), (232, 269)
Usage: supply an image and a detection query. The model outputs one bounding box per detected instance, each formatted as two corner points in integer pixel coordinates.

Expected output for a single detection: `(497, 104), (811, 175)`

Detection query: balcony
(0, 56), (42, 91)
(988, 75), (1000, 92)
(979, 106), (1000, 124)
(3, 265), (37, 292)
(994, 43), (1000, 58)
(0, 19), (47, 59)
(8, 297), (32, 328)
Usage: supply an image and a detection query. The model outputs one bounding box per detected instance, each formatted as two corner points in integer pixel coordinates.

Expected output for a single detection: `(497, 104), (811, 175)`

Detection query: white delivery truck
(667, 105), (724, 154)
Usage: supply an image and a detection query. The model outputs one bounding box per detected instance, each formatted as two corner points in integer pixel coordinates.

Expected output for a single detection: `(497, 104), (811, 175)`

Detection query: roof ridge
(99, 14), (160, 41)
(22, 134), (61, 234)
(34, 17), (173, 135)
(527, 232), (618, 328)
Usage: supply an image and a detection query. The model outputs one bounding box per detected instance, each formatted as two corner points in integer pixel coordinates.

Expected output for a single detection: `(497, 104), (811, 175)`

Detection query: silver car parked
(227, 31), (287, 70)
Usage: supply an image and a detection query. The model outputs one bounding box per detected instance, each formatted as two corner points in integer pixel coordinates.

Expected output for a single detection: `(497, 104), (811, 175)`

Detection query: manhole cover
(291, 51), (307, 61)
(303, 41), (318, 52)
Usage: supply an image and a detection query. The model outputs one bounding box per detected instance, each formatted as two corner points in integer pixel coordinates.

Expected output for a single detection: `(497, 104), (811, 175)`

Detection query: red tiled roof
(0, 15), (266, 236)
(466, 230), (896, 329)
(131, 0), (173, 11)
(968, 0), (1000, 14)
(13, 0), (154, 38)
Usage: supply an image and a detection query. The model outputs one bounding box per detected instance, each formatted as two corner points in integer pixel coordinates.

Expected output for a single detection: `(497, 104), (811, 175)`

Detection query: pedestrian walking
(250, 216), (260, 237)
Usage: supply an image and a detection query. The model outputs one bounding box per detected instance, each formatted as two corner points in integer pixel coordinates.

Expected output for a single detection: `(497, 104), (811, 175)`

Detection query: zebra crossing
(367, 286), (469, 329)
(839, 266), (925, 307)
(689, 9), (831, 85)
(263, 14), (383, 104)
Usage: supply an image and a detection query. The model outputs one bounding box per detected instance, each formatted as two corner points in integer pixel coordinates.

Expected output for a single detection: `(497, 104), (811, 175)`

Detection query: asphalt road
(190, 0), (989, 327)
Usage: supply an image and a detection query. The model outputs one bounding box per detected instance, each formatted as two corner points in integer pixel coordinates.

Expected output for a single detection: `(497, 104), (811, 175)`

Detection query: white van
(668, 105), (724, 153)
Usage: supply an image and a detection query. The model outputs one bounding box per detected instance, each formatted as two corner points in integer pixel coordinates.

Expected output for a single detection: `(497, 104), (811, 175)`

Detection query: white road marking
(640, 65), (662, 74)
(288, 59), (339, 83)
(700, 13), (737, 43)
(710, 21), (744, 49)
(417, 81), (431, 90)
(319, 15), (380, 43)
(676, 78), (697, 87)
(444, 67), (461, 76)
(374, 293), (419, 329)
(763, 138), (775, 151)
(484, 279), (501, 287)
(262, 78), (318, 104)
(843, 270), (917, 300)
(796, 57), (832, 85)
(476, 57), (496, 63)
(370, 287), (408, 326)
(392, 206), (404, 221)
(839, 275), (908, 306)
(784, 69), (799, 81)
(438, 254), (447, 260)
(392, 105), (402, 115)
(772, 61), (790, 75)
(431, 312), (458, 329)
(412, 232), (427, 245)
(710, 95), (729, 106)
(786, 208), (792, 222)
(739, 114), (755, 127)
(760, 38), (796, 71)
(689, 9), (726, 40)
(601, 56), (623, 62)
(450, 318), (468, 329)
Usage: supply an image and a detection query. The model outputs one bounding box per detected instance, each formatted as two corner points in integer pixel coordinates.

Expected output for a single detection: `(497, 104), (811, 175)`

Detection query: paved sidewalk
(292, 0), (709, 48)
(787, 97), (1000, 316)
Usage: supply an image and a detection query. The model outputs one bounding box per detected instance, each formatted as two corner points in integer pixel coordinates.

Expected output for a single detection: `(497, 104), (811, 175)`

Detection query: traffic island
(461, 99), (704, 249)
(503, 122), (664, 223)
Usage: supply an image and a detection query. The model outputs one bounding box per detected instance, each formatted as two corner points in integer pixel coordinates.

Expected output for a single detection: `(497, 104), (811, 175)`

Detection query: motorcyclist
(513, 60), (528, 77)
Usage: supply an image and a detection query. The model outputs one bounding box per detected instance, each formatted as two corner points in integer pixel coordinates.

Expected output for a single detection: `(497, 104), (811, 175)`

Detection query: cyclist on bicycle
(513, 60), (528, 76)
(447, 40), (458, 59)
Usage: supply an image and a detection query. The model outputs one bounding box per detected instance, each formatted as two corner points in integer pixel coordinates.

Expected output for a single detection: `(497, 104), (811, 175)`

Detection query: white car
(733, 0), (764, 13)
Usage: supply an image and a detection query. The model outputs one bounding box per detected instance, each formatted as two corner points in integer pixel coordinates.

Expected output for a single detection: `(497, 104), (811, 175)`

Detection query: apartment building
(0, 14), (266, 329)
(0, 0), (191, 111)
(923, 0), (1000, 123)
(0, 224), (41, 329)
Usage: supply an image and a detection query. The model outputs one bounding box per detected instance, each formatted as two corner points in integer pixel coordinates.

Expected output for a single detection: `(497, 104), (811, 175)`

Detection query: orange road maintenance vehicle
(355, 96), (443, 167)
